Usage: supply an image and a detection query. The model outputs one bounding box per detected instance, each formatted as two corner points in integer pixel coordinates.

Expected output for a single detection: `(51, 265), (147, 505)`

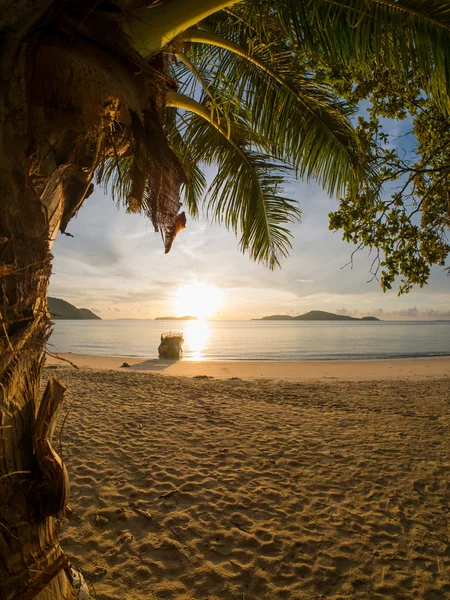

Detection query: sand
(46, 353), (450, 381)
(47, 359), (450, 599)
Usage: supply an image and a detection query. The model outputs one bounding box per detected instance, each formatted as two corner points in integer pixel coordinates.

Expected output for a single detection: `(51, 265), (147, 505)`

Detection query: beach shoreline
(46, 352), (450, 381)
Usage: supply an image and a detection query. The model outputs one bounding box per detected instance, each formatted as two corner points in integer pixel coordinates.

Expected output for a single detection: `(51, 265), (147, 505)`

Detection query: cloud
(420, 308), (450, 318)
(390, 307), (419, 318)
(389, 306), (450, 318)
(48, 183), (450, 320)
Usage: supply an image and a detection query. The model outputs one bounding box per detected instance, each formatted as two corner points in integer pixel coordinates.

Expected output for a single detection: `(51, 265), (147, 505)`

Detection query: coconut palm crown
(15, 0), (450, 267)
(33, 1), (364, 270)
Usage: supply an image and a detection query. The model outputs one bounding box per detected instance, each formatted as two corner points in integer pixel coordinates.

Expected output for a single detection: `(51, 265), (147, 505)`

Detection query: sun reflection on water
(184, 320), (209, 360)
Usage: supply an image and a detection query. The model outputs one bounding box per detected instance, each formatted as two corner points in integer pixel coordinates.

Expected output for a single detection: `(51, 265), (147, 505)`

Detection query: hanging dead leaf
(164, 211), (187, 254)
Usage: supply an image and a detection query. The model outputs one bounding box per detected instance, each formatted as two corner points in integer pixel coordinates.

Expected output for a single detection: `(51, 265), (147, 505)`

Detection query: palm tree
(1, 1), (449, 597)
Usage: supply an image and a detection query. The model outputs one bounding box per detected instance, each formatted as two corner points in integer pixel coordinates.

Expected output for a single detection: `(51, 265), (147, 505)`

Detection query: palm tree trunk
(0, 52), (73, 600)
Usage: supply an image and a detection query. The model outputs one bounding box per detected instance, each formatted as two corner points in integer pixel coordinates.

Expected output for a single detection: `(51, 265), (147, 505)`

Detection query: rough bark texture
(0, 146), (74, 599)
(0, 2), (74, 598)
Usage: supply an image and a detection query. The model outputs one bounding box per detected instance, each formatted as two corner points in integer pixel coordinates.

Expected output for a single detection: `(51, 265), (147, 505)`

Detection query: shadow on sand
(129, 359), (179, 372)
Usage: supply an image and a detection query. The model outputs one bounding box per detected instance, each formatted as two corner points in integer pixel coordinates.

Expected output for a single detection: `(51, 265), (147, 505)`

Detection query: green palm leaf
(273, 0), (450, 113)
(167, 104), (301, 268)
(178, 29), (366, 197)
(165, 120), (207, 217)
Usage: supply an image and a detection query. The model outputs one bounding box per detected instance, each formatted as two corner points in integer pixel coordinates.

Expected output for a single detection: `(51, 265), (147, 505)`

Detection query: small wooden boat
(158, 332), (184, 359)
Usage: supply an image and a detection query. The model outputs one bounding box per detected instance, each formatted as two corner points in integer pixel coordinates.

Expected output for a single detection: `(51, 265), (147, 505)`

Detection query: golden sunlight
(174, 282), (222, 320)
(184, 320), (209, 360)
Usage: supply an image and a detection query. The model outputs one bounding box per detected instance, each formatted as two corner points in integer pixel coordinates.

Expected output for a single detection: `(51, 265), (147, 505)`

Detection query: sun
(174, 282), (222, 320)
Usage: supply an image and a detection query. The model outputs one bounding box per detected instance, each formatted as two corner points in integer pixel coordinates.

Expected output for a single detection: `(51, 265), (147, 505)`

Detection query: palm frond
(167, 100), (301, 268)
(97, 155), (134, 207)
(181, 27), (366, 197)
(165, 119), (207, 217)
(273, 0), (450, 113)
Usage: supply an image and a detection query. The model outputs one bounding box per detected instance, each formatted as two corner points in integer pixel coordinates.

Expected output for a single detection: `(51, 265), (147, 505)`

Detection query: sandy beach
(47, 353), (450, 381)
(49, 357), (450, 599)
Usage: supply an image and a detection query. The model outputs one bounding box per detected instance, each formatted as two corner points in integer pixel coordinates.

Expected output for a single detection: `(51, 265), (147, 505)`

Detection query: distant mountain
(48, 297), (101, 320)
(78, 308), (101, 320)
(257, 310), (381, 321)
(155, 316), (198, 320)
(258, 314), (295, 321)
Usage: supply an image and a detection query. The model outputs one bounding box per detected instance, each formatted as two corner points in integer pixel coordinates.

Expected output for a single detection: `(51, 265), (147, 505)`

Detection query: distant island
(155, 316), (198, 321)
(255, 310), (381, 322)
(48, 297), (101, 320)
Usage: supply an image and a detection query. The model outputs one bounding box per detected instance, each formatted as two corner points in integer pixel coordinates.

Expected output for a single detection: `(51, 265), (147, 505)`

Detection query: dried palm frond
(128, 109), (187, 235)
(164, 211), (187, 254)
(27, 10), (188, 250)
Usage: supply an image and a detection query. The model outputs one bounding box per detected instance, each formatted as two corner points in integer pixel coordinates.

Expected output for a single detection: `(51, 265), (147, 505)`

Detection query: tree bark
(0, 4), (74, 598)
(0, 166), (73, 600)
(0, 141), (74, 600)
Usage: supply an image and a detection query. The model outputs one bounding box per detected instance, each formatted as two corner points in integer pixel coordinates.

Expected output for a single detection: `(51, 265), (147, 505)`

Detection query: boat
(158, 332), (184, 359)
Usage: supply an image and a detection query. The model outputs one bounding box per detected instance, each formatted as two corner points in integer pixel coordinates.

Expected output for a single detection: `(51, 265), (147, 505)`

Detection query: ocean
(48, 319), (450, 361)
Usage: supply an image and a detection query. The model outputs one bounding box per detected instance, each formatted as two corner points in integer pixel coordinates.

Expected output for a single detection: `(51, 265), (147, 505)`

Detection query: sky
(49, 168), (450, 321)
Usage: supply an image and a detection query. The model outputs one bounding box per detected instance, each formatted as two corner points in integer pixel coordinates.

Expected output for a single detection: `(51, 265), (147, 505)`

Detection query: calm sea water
(48, 319), (450, 361)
